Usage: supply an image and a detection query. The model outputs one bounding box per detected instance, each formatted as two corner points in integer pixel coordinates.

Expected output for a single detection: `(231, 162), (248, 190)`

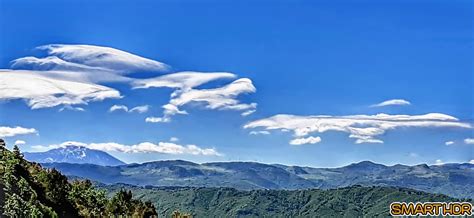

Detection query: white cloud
(129, 105), (150, 113)
(249, 130), (271, 135)
(244, 113), (471, 144)
(445, 141), (454, 146)
(464, 138), (474, 144)
(145, 116), (170, 123)
(169, 137), (179, 142)
(59, 105), (85, 112)
(36, 44), (170, 73)
(138, 72), (257, 122)
(33, 140), (221, 156)
(169, 78), (256, 112)
(109, 104), (150, 113)
(2, 44), (173, 110)
(469, 160), (474, 164)
(6, 45), (257, 118)
(241, 110), (256, 117)
(289, 136), (322, 145)
(109, 105), (129, 112)
(0, 126), (38, 138)
(434, 159), (444, 165)
(0, 70), (121, 109)
(14, 140), (26, 145)
(371, 99), (411, 107)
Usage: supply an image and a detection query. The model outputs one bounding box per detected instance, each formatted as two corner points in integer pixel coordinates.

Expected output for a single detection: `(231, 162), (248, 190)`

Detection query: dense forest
(0, 139), (157, 217)
(105, 184), (464, 217)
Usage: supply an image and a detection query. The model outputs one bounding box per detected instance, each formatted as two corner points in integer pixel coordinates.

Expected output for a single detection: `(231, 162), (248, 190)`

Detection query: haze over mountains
(28, 146), (474, 199)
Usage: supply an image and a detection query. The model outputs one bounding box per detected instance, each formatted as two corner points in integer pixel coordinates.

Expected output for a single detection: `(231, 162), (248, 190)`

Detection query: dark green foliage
(0, 140), (156, 217)
(106, 189), (158, 217)
(104, 184), (467, 217)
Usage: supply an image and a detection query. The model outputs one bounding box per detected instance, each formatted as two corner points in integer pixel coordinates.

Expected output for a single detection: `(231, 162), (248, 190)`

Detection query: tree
(0, 141), (156, 217)
(69, 179), (108, 216)
(13, 144), (23, 159)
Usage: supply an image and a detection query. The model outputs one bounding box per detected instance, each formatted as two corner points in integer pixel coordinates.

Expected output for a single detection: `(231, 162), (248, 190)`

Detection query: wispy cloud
(371, 99), (411, 107)
(14, 140), (26, 145)
(132, 71), (236, 89)
(289, 136), (321, 145)
(109, 104), (150, 113)
(59, 105), (85, 112)
(445, 141), (454, 146)
(245, 113), (471, 144)
(32, 140), (222, 156)
(249, 130), (270, 135)
(0, 126), (38, 138)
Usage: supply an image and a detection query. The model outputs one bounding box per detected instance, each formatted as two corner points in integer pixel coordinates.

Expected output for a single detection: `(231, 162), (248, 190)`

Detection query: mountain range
(35, 150), (473, 199)
(24, 146), (125, 166)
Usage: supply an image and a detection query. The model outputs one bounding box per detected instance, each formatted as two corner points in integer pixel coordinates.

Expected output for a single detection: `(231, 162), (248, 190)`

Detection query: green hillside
(0, 139), (157, 217)
(104, 184), (464, 217)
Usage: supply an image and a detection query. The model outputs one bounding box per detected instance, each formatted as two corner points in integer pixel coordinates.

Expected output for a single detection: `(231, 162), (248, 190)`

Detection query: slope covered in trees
(104, 184), (467, 217)
(0, 139), (157, 217)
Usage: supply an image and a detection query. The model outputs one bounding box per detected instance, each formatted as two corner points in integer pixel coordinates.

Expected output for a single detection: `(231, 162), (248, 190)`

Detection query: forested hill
(0, 139), (156, 217)
(103, 184), (465, 217)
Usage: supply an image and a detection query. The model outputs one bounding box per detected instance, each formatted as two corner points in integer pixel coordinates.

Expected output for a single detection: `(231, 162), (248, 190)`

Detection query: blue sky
(0, 0), (472, 167)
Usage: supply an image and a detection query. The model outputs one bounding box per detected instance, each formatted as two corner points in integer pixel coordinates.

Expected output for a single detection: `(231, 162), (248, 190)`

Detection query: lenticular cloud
(245, 113), (472, 144)
(1, 44), (257, 119)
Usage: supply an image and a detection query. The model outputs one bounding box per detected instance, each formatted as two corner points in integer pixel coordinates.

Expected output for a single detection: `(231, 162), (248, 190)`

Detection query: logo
(390, 202), (472, 216)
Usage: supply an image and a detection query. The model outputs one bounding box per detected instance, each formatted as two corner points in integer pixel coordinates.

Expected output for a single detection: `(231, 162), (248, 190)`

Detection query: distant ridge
(24, 145), (125, 166)
(42, 159), (474, 198)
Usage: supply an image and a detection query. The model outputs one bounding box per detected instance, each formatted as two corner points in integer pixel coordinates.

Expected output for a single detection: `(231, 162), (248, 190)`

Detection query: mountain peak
(24, 146), (125, 166)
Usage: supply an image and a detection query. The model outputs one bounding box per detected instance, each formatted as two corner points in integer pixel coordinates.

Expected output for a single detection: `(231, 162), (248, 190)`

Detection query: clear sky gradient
(0, 0), (472, 167)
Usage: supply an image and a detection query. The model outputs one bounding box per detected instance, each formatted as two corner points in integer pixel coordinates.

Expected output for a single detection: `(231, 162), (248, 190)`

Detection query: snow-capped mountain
(24, 146), (125, 166)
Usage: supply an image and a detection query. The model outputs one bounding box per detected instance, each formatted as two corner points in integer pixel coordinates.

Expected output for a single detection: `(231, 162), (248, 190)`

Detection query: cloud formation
(371, 99), (411, 107)
(1, 44), (172, 110)
(289, 136), (322, 145)
(109, 104), (150, 113)
(4, 45), (257, 119)
(32, 140), (221, 156)
(244, 113), (471, 144)
(0, 70), (121, 109)
(35, 44), (170, 73)
(0, 126), (38, 138)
